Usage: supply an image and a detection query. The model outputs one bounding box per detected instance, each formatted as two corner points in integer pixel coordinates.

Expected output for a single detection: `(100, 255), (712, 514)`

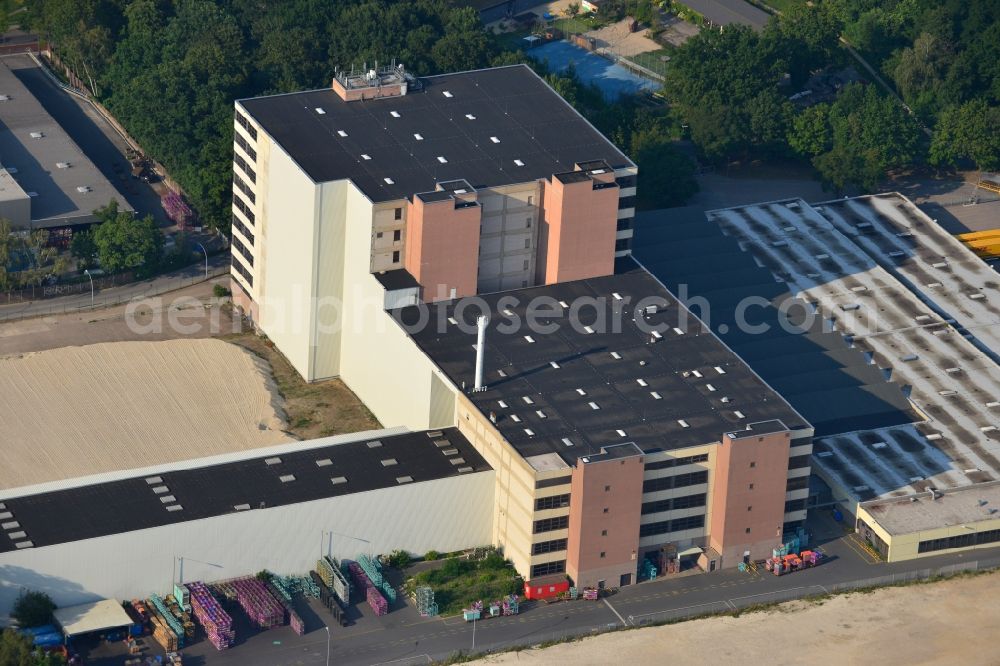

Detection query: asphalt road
(96, 514), (1000, 666)
(0, 254), (230, 321)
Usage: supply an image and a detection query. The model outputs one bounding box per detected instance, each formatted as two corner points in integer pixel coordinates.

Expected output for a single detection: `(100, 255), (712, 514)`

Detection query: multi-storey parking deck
(708, 198), (1000, 503)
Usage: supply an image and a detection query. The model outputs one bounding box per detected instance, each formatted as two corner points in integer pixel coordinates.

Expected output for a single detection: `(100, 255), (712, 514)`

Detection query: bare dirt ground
(586, 20), (661, 57)
(222, 333), (380, 441)
(474, 571), (1000, 666)
(0, 280), (239, 357)
(0, 338), (293, 489)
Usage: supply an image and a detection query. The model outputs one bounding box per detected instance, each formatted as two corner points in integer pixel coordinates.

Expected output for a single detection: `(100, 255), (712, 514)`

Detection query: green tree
(929, 99), (1000, 171)
(92, 200), (163, 276)
(788, 104), (832, 158)
(766, 4), (844, 86)
(11, 590), (56, 628)
(0, 629), (34, 666)
(70, 230), (98, 268)
(633, 141), (699, 209)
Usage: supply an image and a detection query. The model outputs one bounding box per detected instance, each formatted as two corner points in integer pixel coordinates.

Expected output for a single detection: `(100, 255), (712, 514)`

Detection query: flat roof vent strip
(234, 504), (251, 511)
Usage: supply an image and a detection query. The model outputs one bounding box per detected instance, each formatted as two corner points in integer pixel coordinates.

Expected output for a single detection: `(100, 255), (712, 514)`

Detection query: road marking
(603, 598), (629, 626)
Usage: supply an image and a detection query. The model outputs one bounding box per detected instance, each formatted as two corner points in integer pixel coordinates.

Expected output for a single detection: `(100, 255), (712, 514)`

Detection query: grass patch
(220, 332), (381, 439)
(622, 48), (672, 78)
(405, 549), (522, 616)
(552, 15), (608, 35)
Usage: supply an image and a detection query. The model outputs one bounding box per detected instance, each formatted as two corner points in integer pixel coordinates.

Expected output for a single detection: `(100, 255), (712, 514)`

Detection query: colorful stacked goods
(149, 595), (185, 646)
(366, 586), (388, 616)
(348, 560), (389, 616)
(317, 556), (351, 604)
(149, 614), (178, 651)
(264, 579), (305, 636)
(187, 582), (235, 650)
(311, 570), (348, 626)
(357, 554), (396, 603)
(501, 594), (519, 615)
(232, 577), (286, 629)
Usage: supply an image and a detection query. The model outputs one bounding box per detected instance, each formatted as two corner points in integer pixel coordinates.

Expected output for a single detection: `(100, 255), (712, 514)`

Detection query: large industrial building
(227, 63), (636, 382)
(634, 192), (1000, 561)
(0, 55), (132, 230)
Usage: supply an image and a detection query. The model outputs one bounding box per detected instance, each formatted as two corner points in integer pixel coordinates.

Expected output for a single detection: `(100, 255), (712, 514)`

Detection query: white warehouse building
(0, 428), (495, 613)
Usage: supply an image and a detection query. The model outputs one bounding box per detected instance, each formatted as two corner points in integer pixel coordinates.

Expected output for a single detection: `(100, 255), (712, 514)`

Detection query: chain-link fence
(0, 266), (228, 322)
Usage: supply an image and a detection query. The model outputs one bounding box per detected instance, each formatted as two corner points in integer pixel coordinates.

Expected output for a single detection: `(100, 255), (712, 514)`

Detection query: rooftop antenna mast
(474, 316), (489, 391)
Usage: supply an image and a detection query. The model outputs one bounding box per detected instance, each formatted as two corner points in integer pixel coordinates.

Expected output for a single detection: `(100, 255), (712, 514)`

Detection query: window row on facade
(638, 514), (705, 537)
(641, 469), (709, 494)
(644, 453), (709, 472)
(235, 110), (258, 141)
(640, 492), (707, 515)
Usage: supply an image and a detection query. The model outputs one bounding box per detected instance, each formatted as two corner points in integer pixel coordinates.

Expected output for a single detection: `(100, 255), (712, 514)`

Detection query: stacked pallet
(357, 554), (396, 603)
(265, 579), (306, 636)
(232, 578), (285, 629)
(186, 582), (235, 650)
(367, 586), (388, 617)
(310, 571), (348, 627)
(316, 556), (351, 603)
(347, 561), (388, 616)
(149, 614), (178, 652)
(148, 595), (185, 647)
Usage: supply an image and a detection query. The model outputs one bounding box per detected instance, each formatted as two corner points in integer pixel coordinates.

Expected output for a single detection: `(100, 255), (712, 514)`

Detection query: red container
(524, 576), (569, 600)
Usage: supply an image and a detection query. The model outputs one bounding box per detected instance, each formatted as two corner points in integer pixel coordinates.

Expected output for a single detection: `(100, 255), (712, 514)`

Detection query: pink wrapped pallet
(186, 582), (235, 650)
(232, 578), (285, 629)
(367, 585), (388, 617)
(289, 611), (305, 636)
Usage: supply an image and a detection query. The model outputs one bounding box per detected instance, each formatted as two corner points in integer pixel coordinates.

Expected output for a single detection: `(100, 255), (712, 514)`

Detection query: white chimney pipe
(475, 315), (488, 391)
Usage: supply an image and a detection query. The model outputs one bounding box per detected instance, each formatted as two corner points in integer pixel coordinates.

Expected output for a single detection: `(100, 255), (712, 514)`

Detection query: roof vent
(576, 388), (587, 395)
(152, 486), (170, 494)
(589, 402), (600, 410)
(367, 440), (383, 448)
(0, 94), (9, 101)
(734, 410), (745, 419)
(524, 428), (535, 436)
(165, 505), (183, 512)
(510, 414), (521, 422)
(550, 361), (560, 369)
(524, 335), (535, 343)
(536, 410), (546, 419)
(650, 391), (662, 400)
(145, 476), (163, 485)
(498, 400), (508, 408)
(610, 351), (622, 359)
(316, 458), (333, 467)
(443, 91), (453, 98)
(584, 325), (595, 334)
(279, 474), (296, 483)
(381, 458), (398, 467)
(458, 466), (474, 473)
(449, 457), (466, 465)
(234, 504), (251, 511)
(396, 476), (413, 484)
(76, 185), (91, 193)
(715, 366), (726, 374)
(442, 448), (459, 456)
(616, 429), (627, 437)
(637, 378), (648, 387)
(56, 162), (71, 169)
(522, 396), (534, 404)
(331, 476), (348, 485)
(561, 437), (574, 447)
(29, 131), (43, 139)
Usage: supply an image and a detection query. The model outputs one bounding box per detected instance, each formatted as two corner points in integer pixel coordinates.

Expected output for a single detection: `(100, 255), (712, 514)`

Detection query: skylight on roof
(384, 177), (394, 184)
(381, 458), (398, 467)
(414, 133), (424, 140)
(637, 378), (648, 387)
(616, 429), (627, 437)
(536, 410), (546, 419)
(714, 366), (726, 374)
(610, 352), (622, 359)
(331, 476), (348, 485)
(390, 111), (400, 118)
(498, 400), (508, 408)
(524, 429), (535, 436)
(361, 154), (371, 160)
(562, 438), (574, 446)
(576, 388), (587, 395)
(265, 457), (282, 465)
(734, 410), (745, 419)
(650, 391), (662, 400)
(522, 396), (534, 404)
(465, 114), (476, 120)
(437, 156), (448, 163)
(443, 91), (453, 98)
(396, 476), (413, 484)
(550, 361), (560, 369)
(584, 325), (594, 334)
(677, 419), (690, 428)
(316, 459), (333, 467)
(524, 335), (535, 343)
(316, 107), (326, 114)
(490, 136), (500, 144)
(279, 475), (296, 483)
(589, 402), (600, 410)
(514, 159), (525, 167)
(511, 414), (521, 422)
(337, 130), (348, 137)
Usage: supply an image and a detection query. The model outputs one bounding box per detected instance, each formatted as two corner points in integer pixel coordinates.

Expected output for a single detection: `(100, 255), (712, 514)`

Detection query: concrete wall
(567, 452), (644, 588)
(405, 196), (481, 301)
(709, 429), (791, 567)
(477, 182), (540, 293)
(0, 470), (495, 614)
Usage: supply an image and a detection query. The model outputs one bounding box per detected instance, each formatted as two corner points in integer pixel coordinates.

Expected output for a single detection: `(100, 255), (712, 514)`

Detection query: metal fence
(454, 553), (1000, 662)
(0, 266), (228, 322)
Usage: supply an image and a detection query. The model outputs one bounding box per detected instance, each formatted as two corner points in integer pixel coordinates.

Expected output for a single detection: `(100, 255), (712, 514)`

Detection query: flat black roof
(391, 260), (807, 464)
(632, 211), (916, 437)
(374, 268), (420, 291)
(239, 65), (633, 202)
(0, 428), (489, 553)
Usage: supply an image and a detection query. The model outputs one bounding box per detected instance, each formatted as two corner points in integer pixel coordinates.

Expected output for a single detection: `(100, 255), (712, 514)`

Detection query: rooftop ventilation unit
(56, 162), (71, 169)
(29, 131), (43, 139)
(76, 186), (91, 193)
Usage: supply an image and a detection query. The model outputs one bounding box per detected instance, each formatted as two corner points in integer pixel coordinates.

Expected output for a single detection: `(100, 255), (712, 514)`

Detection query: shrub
(213, 283), (232, 298)
(12, 589), (56, 628)
(424, 550), (440, 562)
